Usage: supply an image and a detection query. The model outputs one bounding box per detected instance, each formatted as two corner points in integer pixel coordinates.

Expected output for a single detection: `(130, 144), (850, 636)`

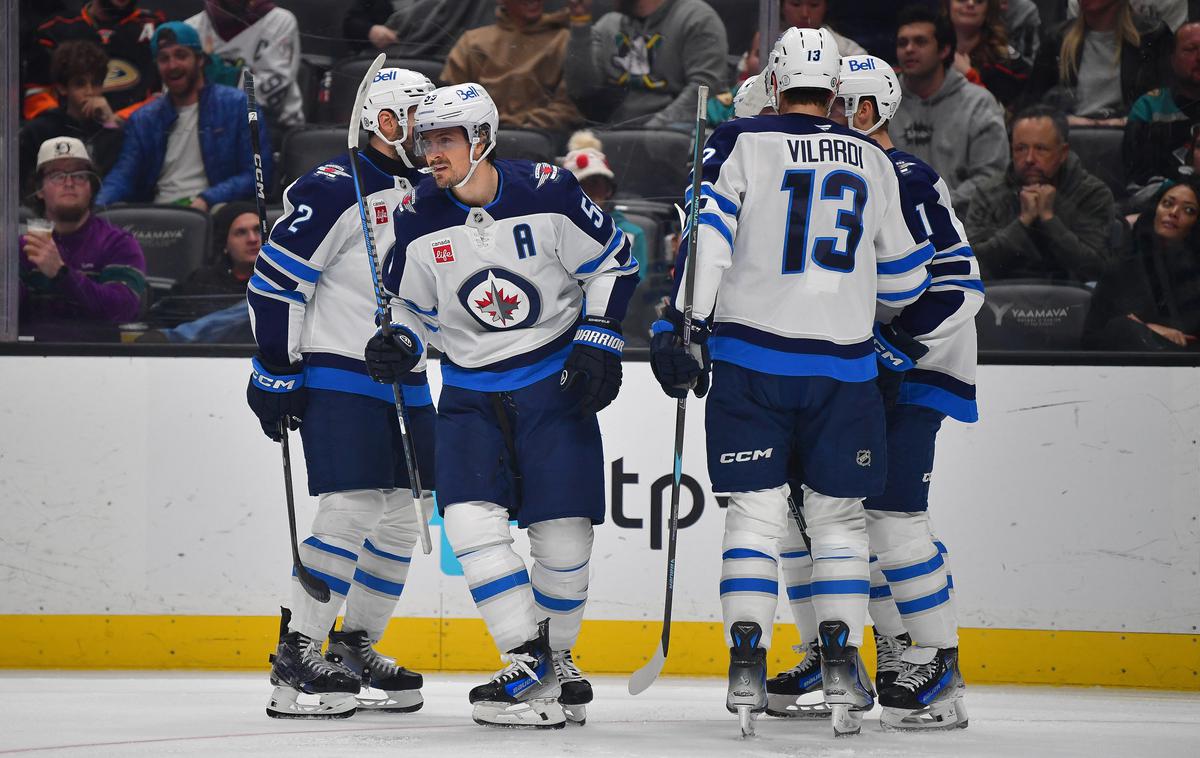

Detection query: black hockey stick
(629, 83), (710, 696)
(786, 487), (813, 553)
(244, 70), (330, 603)
(346, 54), (432, 555)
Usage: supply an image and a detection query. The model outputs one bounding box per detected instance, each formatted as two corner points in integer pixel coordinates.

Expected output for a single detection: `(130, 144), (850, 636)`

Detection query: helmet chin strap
(453, 140), (496, 189)
(372, 120), (416, 169)
(844, 96), (886, 136)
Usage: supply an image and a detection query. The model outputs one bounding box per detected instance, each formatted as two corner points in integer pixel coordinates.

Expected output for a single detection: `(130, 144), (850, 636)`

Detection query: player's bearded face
(419, 127), (473, 188)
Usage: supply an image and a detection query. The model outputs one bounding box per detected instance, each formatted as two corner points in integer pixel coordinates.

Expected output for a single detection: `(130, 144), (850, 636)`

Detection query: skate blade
(472, 698), (566, 729)
(562, 702), (587, 726)
(880, 698), (968, 732)
(831, 704), (864, 737)
(737, 705), (757, 737)
(765, 692), (832, 719)
(266, 687), (356, 719)
(354, 687), (424, 714)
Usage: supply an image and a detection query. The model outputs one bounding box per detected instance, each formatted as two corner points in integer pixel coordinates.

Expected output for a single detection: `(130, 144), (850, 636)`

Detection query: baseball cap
(152, 21), (203, 56)
(35, 137), (94, 174)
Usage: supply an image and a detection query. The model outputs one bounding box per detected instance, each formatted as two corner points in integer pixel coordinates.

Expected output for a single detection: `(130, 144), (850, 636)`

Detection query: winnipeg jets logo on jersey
(457, 268), (542, 332)
(315, 163), (351, 180)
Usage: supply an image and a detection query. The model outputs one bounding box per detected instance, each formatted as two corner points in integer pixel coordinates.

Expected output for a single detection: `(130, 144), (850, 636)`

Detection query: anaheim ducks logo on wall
(456, 267), (541, 332)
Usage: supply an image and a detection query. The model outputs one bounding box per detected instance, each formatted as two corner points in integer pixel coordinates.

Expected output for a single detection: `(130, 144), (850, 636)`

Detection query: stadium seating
(496, 128), (557, 164)
(618, 209), (664, 266)
(704, 0), (756, 55)
(595, 129), (694, 203)
(322, 56), (445, 124)
(97, 205), (212, 300)
(975, 279), (1095, 350)
(277, 126), (347, 195)
(1071, 127), (1127, 198)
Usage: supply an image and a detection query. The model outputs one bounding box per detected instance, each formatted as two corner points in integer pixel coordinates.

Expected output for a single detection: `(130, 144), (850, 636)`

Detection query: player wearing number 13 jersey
(648, 28), (933, 737)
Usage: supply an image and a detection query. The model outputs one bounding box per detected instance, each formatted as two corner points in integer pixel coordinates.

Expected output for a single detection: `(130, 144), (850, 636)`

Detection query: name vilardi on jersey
(786, 136), (864, 168)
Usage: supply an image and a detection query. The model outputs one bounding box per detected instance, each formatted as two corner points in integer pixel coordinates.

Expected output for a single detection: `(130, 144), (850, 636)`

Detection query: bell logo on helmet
(374, 70), (397, 82)
(457, 86), (481, 100)
(848, 58), (876, 72)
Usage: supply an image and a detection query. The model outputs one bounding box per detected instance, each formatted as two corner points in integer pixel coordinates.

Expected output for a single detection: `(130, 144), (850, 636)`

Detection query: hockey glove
(246, 356), (307, 442)
(561, 316), (625, 414)
(364, 324), (423, 385)
(649, 308), (712, 399)
(872, 323), (928, 410)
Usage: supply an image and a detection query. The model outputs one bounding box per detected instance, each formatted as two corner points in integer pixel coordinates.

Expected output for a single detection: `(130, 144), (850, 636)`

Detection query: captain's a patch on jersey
(432, 239), (455, 264)
(315, 163), (351, 180)
(372, 200), (389, 225)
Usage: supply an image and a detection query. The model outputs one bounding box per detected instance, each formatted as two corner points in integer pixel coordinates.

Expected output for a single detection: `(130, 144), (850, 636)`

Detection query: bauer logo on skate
(457, 268), (541, 331)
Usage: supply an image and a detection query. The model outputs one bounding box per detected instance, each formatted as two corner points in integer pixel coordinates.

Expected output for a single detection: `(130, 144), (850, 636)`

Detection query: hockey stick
(629, 84), (709, 696)
(244, 70), (330, 603)
(347, 53), (432, 555)
(786, 488), (813, 553)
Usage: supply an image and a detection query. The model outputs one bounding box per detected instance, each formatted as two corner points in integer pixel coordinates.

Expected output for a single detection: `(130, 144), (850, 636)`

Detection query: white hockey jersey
(675, 113), (933, 381)
(187, 7), (305, 127)
(886, 148), (984, 423)
(382, 160), (640, 392)
(247, 148), (430, 405)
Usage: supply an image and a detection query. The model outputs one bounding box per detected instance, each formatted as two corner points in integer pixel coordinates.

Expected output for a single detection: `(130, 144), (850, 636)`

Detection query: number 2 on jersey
(780, 169), (867, 274)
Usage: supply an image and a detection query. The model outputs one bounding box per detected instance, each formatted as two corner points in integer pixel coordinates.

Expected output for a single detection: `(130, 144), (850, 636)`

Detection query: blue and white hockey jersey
(247, 148), (431, 405)
(887, 148), (984, 423)
(382, 160), (640, 392)
(673, 113), (934, 381)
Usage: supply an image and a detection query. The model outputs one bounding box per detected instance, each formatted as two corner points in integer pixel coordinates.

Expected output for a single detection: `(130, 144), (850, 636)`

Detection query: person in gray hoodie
(1004, 0), (1042, 65)
(563, 0), (729, 131)
(890, 5), (1008, 212)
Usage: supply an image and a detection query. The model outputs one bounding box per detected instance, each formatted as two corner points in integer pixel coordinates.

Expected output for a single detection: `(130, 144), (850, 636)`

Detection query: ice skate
(873, 629), (911, 692)
(327, 628), (423, 713)
(818, 620), (875, 737)
(725, 621), (767, 737)
(469, 619), (564, 729)
(267, 623), (360, 719)
(765, 640), (830, 718)
(879, 646), (968, 731)
(552, 649), (591, 725)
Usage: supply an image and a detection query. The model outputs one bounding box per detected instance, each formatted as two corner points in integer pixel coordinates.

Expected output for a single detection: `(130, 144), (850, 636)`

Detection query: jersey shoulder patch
(532, 162), (563, 189)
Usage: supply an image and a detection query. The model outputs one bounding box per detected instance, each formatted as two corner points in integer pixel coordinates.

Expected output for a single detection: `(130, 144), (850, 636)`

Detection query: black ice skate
(725, 621), (767, 737)
(765, 640), (830, 719)
(879, 645), (968, 732)
(468, 619), (564, 729)
(873, 629), (911, 692)
(266, 609), (360, 719)
(327, 628), (423, 713)
(552, 649), (592, 725)
(818, 620), (876, 737)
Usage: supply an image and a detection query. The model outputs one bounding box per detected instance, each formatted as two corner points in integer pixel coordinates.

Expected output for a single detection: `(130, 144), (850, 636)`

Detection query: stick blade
(628, 642), (667, 695)
(296, 567), (331, 603)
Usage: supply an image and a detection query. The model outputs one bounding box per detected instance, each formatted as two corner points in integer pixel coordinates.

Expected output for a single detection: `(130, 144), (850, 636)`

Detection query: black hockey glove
(246, 356), (307, 442)
(872, 323), (928, 410)
(560, 316), (625, 414)
(364, 324), (423, 385)
(649, 308), (711, 399)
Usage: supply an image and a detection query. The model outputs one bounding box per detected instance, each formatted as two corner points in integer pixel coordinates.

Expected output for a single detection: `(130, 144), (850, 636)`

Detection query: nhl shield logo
(457, 267), (542, 332)
(856, 450), (872, 467)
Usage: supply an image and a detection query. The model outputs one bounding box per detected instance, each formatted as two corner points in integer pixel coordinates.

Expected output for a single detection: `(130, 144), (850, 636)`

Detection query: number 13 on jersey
(780, 169), (867, 275)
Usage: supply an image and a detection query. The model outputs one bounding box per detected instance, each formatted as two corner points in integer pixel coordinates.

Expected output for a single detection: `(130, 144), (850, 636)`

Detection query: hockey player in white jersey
(245, 68), (437, 719)
(363, 83), (639, 729)
(648, 29), (934, 737)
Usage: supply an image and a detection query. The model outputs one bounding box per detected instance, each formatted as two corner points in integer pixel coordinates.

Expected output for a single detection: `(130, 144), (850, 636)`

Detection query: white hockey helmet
(360, 67), (436, 167)
(413, 83), (499, 188)
(768, 27), (841, 111)
(837, 55), (902, 136)
(733, 72), (775, 119)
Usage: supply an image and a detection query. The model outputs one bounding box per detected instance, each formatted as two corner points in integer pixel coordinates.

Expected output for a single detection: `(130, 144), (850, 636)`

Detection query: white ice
(1, 672), (1197, 757)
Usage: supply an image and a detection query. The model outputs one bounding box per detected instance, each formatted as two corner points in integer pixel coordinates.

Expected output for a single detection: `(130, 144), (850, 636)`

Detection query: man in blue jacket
(97, 21), (271, 210)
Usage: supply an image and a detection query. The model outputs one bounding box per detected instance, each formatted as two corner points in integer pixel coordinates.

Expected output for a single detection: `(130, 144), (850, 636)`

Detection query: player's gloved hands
(246, 356), (307, 442)
(560, 315), (625, 414)
(649, 308), (712, 399)
(872, 322), (928, 409)
(364, 324), (423, 385)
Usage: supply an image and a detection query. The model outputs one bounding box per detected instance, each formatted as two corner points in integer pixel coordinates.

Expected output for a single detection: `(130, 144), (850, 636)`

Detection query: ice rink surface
(1, 672), (1197, 757)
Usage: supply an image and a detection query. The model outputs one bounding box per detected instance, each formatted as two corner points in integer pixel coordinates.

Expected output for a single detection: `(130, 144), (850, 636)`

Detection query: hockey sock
(289, 489), (387, 640)
(802, 487), (870, 649)
(528, 517), (593, 651)
(342, 489), (427, 642)
(866, 509), (957, 649)
(780, 510), (819, 643)
(868, 554), (907, 637)
(719, 486), (788, 649)
(445, 500), (537, 653)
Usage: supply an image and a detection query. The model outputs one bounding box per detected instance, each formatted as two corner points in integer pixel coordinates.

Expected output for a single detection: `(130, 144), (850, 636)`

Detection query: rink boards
(0, 357), (1197, 689)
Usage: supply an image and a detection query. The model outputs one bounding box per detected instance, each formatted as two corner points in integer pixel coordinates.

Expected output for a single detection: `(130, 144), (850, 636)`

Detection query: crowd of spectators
(12, 0), (1200, 351)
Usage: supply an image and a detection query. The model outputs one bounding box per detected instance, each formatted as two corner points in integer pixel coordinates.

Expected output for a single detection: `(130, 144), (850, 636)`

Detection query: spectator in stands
(187, 0), (306, 128)
(1085, 178), (1200, 350)
(559, 130), (649, 272)
(442, 1), (583, 134)
(739, 0), (867, 83)
(564, 0), (729, 131)
(1025, 0), (1172, 126)
(1003, 0), (1042, 64)
(19, 41), (125, 191)
(891, 5), (1008, 210)
(967, 106), (1117, 281)
(1124, 22), (1200, 188)
(835, 0), (939, 60)
(97, 22), (272, 211)
(176, 202), (261, 296)
(944, 0), (1030, 107)
(23, 0), (165, 122)
(19, 137), (146, 336)
(342, 0), (399, 54)
(1069, 0), (1187, 32)
(358, 0), (495, 59)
